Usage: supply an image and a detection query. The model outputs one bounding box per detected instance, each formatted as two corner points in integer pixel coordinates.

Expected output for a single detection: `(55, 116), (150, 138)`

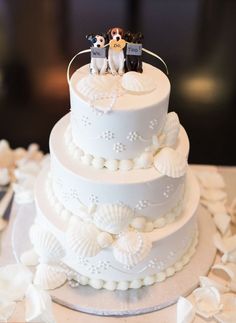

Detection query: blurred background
(0, 0), (235, 165)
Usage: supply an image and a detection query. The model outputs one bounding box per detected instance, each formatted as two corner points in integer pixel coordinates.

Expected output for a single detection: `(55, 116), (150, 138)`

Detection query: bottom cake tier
(32, 166), (200, 290)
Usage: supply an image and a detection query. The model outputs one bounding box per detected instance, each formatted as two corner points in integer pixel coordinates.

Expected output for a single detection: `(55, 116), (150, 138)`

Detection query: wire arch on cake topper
(67, 44), (168, 83)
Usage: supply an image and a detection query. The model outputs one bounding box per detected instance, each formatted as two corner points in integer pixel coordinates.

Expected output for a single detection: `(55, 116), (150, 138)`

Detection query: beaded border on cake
(45, 173), (184, 232)
(61, 229), (198, 291)
(65, 125), (156, 171)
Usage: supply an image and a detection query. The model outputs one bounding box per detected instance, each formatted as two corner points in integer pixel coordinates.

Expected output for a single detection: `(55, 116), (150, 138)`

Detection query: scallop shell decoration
(93, 204), (134, 234)
(121, 72), (156, 93)
(66, 221), (101, 257)
(77, 75), (123, 100)
(34, 264), (67, 290)
(113, 231), (152, 266)
(154, 147), (187, 178)
(161, 112), (180, 147)
(29, 225), (65, 263)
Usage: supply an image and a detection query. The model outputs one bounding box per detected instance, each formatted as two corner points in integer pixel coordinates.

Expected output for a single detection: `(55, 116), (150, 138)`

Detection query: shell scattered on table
(66, 221), (101, 257)
(93, 204), (134, 234)
(154, 147), (187, 178)
(34, 264), (67, 290)
(161, 112), (180, 147)
(121, 72), (156, 93)
(29, 225), (65, 263)
(113, 231), (152, 266)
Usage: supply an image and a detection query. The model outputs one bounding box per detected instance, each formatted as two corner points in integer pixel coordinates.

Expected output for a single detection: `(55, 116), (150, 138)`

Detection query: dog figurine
(125, 32), (144, 73)
(107, 27), (126, 75)
(86, 34), (108, 75)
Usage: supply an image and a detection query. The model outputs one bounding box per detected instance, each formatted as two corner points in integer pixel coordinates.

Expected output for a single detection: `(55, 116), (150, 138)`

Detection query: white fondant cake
(30, 56), (200, 290)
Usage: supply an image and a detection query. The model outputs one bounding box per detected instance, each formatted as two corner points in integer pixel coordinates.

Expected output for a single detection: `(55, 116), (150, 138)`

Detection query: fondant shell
(34, 264), (67, 290)
(161, 112), (180, 147)
(66, 221), (101, 257)
(121, 72), (156, 93)
(113, 231), (152, 266)
(93, 204), (134, 234)
(77, 75), (122, 99)
(29, 225), (64, 263)
(154, 147), (187, 178)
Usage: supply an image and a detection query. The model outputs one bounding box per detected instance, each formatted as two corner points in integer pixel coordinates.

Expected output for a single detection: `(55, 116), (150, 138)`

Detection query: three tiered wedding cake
(29, 29), (200, 291)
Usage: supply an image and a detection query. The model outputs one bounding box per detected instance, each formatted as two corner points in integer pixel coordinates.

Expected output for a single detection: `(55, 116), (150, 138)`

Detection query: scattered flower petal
(201, 188), (227, 202)
(199, 276), (230, 293)
(0, 168), (10, 186)
(193, 286), (222, 319)
(213, 213), (231, 236)
(214, 294), (236, 323)
(0, 301), (16, 322)
(176, 296), (195, 323)
(195, 171), (225, 189)
(25, 284), (56, 323)
(0, 264), (33, 302)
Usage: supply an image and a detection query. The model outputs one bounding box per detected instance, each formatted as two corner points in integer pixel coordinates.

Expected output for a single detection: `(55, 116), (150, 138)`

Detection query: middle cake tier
(49, 114), (189, 226)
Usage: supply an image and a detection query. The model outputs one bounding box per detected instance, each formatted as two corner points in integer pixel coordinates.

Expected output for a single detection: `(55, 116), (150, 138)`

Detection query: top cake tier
(69, 63), (170, 160)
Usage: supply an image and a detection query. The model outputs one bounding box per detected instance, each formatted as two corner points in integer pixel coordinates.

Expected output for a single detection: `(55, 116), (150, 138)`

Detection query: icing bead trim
(62, 229), (198, 290)
(65, 124), (179, 172)
(46, 174), (184, 232)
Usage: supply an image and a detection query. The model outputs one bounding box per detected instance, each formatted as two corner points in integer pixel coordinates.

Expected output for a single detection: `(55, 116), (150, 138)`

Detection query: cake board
(12, 203), (216, 316)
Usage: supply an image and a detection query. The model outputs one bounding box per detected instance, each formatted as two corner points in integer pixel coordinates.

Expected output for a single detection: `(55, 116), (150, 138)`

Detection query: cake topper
(86, 33), (108, 75)
(125, 32), (144, 73)
(107, 27), (126, 75)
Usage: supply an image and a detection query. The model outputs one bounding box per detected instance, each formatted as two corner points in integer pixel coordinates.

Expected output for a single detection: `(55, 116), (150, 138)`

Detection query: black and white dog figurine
(86, 34), (108, 75)
(107, 27), (125, 75)
(125, 32), (144, 73)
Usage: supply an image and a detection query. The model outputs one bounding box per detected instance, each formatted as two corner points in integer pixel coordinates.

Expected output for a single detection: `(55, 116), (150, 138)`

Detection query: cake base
(12, 203), (216, 316)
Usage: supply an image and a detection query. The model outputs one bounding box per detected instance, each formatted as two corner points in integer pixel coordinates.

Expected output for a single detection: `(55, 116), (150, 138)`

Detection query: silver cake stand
(12, 204), (216, 316)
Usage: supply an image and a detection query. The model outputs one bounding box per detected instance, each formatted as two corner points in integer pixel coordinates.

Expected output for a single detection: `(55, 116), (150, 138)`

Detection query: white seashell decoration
(34, 264), (67, 290)
(66, 221), (101, 257)
(113, 231), (152, 266)
(161, 112), (180, 148)
(97, 232), (113, 249)
(154, 147), (187, 178)
(121, 72), (156, 93)
(176, 296), (195, 323)
(29, 225), (65, 263)
(193, 286), (222, 319)
(93, 204), (134, 234)
(25, 284), (56, 323)
(77, 74), (122, 100)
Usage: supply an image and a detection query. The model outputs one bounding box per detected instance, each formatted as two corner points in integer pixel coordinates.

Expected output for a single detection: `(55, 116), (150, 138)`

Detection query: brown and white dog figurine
(107, 27), (125, 75)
